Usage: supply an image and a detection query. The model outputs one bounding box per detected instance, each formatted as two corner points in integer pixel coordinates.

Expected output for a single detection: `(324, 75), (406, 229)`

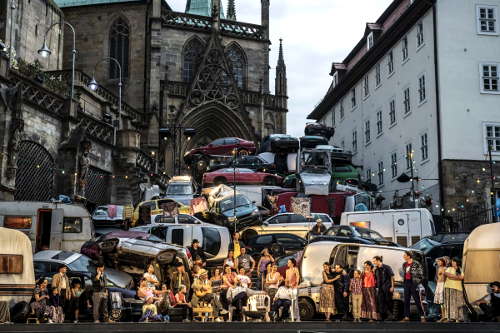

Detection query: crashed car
(296, 146), (334, 196)
(91, 204), (133, 228)
(81, 231), (192, 277)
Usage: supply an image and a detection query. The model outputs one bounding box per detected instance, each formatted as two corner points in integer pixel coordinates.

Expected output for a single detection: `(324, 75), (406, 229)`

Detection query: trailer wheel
(299, 297), (316, 321)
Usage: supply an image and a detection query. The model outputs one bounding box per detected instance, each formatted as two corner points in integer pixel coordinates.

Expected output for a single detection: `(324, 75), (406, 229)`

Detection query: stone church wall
(62, 3), (148, 111)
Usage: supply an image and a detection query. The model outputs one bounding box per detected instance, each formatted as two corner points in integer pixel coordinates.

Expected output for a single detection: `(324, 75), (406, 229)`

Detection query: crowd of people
(27, 230), (500, 324)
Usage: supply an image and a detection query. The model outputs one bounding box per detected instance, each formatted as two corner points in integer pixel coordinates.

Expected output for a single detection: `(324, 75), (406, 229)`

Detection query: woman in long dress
(434, 257), (447, 318)
(319, 263), (336, 321)
(442, 258), (465, 322)
(361, 261), (379, 321)
(30, 278), (55, 323)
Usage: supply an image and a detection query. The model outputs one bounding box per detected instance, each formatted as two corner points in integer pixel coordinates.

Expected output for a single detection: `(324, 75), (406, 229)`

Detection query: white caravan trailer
(462, 222), (500, 304)
(0, 227), (35, 320)
(0, 202), (93, 252)
(340, 208), (435, 247)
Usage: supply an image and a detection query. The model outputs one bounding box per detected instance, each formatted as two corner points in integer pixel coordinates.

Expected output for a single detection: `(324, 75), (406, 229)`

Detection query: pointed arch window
(109, 18), (129, 79)
(182, 38), (205, 83)
(226, 45), (246, 89)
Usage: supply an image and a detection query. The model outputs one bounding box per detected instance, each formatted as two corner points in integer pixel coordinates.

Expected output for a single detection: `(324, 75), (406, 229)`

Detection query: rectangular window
(340, 100), (345, 119)
(332, 107), (336, 127)
(375, 63), (381, 86)
(481, 64), (499, 93)
(391, 152), (398, 178)
(477, 5), (498, 34)
(402, 36), (409, 61)
(485, 124), (500, 152)
(0, 255), (23, 274)
(378, 161), (384, 186)
(63, 217), (83, 233)
(363, 75), (369, 97)
(418, 74), (426, 103)
(389, 99), (396, 125)
(351, 88), (357, 108)
(352, 130), (358, 153)
(341, 140), (345, 150)
(406, 143), (413, 170)
(404, 88), (411, 113)
(376, 110), (383, 135)
(367, 32), (374, 50)
(4, 216), (32, 229)
(387, 50), (394, 75)
(421, 133), (429, 161)
(366, 169), (372, 183)
(365, 120), (371, 144)
(417, 21), (424, 47)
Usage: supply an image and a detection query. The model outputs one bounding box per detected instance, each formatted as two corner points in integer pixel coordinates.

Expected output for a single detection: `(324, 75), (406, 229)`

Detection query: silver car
(240, 212), (333, 242)
(165, 176), (197, 206)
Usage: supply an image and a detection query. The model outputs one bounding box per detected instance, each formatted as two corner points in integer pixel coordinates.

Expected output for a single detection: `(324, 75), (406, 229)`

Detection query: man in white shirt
(236, 268), (252, 288)
(226, 279), (262, 321)
(271, 281), (292, 321)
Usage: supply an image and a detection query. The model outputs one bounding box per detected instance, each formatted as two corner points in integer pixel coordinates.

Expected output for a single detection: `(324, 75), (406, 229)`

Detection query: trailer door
(50, 209), (64, 250)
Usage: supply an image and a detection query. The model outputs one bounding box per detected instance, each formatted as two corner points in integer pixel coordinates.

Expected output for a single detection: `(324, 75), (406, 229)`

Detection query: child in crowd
(349, 270), (363, 322)
(140, 296), (166, 322)
(70, 281), (84, 323)
(50, 288), (65, 323)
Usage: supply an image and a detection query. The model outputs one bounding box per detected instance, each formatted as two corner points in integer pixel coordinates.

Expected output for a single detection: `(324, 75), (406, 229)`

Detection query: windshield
(166, 184), (193, 195)
(411, 238), (439, 253)
(219, 195), (251, 212)
(68, 255), (93, 272)
(301, 151), (330, 170)
(356, 227), (385, 240)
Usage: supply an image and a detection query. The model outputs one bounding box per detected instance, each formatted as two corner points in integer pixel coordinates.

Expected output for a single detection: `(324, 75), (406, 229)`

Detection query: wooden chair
(242, 294), (270, 322)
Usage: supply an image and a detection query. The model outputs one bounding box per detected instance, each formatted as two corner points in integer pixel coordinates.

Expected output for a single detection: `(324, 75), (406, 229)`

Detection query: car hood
(105, 267), (134, 289)
(222, 205), (255, 218)
(165, 194), (192, 206)
(300, 172), (331, 196)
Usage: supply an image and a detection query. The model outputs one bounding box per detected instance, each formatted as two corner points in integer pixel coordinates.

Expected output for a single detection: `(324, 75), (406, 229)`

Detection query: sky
(169, 0), (393, 137)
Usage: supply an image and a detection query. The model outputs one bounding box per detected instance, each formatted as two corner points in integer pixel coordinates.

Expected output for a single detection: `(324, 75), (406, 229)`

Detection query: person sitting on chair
(271, 281), (292, 321)
(191, 269), (228, 318)
(473, 281), (500, 322)
(226, 278), (261, 321)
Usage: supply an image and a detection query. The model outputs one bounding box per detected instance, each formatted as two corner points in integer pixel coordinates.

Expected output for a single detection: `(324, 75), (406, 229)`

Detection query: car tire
(392, 300), (404, 321)
(238, 149), (249, 156)
(299, 297), (316, 321)
(264, 176), (277, 186)
(242, 230), (258, 243)
(214, 177), (227, 185)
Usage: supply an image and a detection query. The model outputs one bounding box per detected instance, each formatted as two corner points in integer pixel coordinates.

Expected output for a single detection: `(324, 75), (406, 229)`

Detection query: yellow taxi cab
(132, 198), (191, 227)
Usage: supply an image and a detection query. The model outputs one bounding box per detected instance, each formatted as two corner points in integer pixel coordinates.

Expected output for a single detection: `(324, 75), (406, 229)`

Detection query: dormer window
(332, 72), (338, 88)
(367, 32), (375, 50)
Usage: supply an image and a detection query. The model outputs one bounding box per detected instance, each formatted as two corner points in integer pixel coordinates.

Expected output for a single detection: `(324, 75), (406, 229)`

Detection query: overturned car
(81, 231), (191, 279)
(296, 146), (334, 196)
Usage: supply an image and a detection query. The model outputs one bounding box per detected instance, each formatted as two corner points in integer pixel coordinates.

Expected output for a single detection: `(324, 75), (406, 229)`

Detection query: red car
(202, 168), (283, 187)
(186, 137), (256, 158)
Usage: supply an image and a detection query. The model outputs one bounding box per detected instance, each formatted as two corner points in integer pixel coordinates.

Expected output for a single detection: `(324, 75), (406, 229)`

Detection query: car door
(263, 214), (289, 234)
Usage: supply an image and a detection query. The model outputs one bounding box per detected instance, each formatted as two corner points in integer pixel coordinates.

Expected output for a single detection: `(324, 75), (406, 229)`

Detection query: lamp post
(8, 0), (16, 66)
(159, 126), (196, 176)
(38, 21), (76, 101)
(87, 57), (122, 145)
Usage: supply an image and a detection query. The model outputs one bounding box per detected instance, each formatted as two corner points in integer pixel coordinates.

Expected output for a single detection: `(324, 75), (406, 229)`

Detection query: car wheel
(299, 297), (316, 321)
(214, 177), (227, 185)
(238, 149), (249, 156)
(264, 176), (277, 186)
(242, 230), (258, 243)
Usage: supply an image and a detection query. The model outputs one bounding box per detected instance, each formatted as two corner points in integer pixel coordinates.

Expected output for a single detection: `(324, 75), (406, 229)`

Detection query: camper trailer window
(63, 217), (83, 233)
(0, 254), (23, 274)
(464, 250), (500, 283)
(4, 216), (32, 229)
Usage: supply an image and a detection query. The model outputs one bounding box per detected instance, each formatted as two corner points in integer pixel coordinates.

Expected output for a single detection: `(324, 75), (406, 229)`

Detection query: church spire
(227, 0), (236, 21)
(275, 38), (287, 97)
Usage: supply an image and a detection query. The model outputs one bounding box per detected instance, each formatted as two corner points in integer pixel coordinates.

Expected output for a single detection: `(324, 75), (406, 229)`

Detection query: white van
(131, 214), (230, 267)
(340, 208), (435, 247)
(462, 222), (500, 304)
(0, 202), (93, 253)
(0, 227), (35, 320)
(297, 241), (425, 320)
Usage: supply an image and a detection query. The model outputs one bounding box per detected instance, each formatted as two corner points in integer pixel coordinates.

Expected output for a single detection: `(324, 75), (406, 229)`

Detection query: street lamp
(159, 126), (196, 175)
(88, 57), (122, 145)
(38, 21), (77, 100)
